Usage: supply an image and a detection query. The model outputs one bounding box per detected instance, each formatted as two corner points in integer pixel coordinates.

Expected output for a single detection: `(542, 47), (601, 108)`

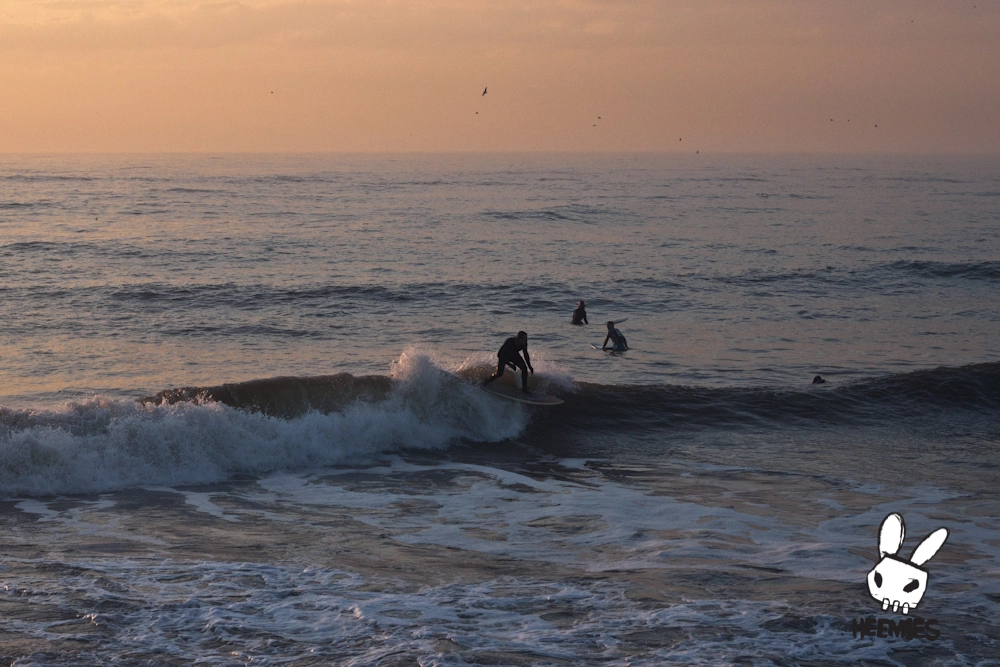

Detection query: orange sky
(2, 1), (998, 153)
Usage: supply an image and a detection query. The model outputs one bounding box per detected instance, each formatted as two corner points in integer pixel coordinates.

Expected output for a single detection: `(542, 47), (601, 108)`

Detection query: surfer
(602, 321), (628, 351)
(571, 301), (588, 325)
(482, 331), (533, 393)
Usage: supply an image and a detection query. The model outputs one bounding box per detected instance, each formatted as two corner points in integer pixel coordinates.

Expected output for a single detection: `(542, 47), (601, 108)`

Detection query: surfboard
(592, 343), (627, 352)
(482, 385), (564, 406)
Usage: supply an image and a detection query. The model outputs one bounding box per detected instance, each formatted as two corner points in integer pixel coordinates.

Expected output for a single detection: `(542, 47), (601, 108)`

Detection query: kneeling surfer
(482, 331), (533, 393)
(602, 321), (628, 351)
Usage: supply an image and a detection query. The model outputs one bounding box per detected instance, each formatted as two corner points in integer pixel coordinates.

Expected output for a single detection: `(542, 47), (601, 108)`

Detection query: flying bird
(482, 87), (488, 96)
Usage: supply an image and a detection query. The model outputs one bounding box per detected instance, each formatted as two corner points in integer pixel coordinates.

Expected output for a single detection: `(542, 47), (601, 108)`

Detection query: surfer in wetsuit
(602, 321), (628, 351)
(482, 331), (533, 393)
(571, 301), (588, 325)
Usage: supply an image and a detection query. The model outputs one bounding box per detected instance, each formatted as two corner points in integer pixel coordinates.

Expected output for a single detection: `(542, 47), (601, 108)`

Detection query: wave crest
(0, 352), (528, 497)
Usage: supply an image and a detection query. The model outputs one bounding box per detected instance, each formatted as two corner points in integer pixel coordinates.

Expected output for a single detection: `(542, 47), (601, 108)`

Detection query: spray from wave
(0, 351), (529, 497)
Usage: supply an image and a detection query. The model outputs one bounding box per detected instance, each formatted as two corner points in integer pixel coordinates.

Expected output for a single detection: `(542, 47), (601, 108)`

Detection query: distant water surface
(2, 153), (999, 404)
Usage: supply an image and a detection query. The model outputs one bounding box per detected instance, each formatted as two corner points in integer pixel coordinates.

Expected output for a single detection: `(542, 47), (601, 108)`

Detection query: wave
(0, 174), (97, 183)
(884, 175), (970, 185)
(0, 352), (528, 497)
(0, 202), (41, 210)
(61, 281), (573, 312)
(545, 362), (1000, 435)
(485, 203), (620, 223)
(710, 260), (1000, 288)
(2, 359), (997, 497)
(163, 187), (228, 194)
(886, 260), (1000, 281)
(144, 373), (395, 418)
(3, 256), (996, 328)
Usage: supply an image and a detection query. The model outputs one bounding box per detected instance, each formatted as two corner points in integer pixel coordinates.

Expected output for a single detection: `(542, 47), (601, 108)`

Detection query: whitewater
(0, 153), (998, 665)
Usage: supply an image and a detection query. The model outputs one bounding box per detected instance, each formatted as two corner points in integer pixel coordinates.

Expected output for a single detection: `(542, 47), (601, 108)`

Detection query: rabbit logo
(867, 513), (948, 614)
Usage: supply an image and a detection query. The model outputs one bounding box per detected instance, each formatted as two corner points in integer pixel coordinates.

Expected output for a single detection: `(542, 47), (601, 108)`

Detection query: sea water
(0, 153), (998, 665)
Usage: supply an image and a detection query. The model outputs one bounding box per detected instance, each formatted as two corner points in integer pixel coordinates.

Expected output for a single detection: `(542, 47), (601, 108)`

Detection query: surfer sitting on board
(571, 301), (588, 325)
(602, 321), (628, 351)
(482, 331), (533, 393)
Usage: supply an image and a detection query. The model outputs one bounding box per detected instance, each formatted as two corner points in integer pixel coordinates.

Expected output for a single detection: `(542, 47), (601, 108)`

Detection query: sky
(1, 0), (998, 153)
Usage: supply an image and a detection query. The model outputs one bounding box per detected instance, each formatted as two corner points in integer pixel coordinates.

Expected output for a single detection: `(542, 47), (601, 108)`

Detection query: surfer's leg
(482, 357), (506, 386)
(511, 357), (528, 392)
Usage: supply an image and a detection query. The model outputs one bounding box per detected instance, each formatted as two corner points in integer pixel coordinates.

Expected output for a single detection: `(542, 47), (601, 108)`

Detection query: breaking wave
(2, 357), (998, 497)
(0, 351), (529, 497)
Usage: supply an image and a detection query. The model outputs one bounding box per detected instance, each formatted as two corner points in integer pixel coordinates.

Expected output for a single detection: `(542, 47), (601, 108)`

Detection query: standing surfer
(571, 300), (588, 325)
(482, 331), (533, 393)
(602, 321), (628, 351)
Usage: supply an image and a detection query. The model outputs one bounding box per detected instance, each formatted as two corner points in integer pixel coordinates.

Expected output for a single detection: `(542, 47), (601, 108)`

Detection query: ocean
(0, 153), (998, 665)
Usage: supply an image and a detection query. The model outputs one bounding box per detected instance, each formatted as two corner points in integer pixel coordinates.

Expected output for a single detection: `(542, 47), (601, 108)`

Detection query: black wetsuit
(488, 337), (532, 391)
(572, 306), (588, 325)
(603, 328), (627, 351)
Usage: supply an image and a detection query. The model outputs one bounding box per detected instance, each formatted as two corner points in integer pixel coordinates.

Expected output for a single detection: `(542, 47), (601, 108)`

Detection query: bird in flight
(482, 87), (488, 96)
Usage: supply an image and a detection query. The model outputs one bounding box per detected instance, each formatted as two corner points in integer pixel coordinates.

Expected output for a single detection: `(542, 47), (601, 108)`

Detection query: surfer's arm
(602, 334), (610, 350)
(523, 349), (533, 373)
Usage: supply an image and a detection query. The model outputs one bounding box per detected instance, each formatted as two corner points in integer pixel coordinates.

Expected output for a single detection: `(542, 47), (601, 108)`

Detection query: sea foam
(0, 351), (528, 497)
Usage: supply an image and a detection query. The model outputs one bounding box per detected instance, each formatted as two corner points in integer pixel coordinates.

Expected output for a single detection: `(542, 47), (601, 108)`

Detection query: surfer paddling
(482, 331), (533, 393)
(571, 300), (588, 325)
(602, 321), (628, 351)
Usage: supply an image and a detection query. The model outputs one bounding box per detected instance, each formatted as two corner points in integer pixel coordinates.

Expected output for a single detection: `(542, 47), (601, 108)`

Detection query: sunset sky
(2, 0), (997, 153)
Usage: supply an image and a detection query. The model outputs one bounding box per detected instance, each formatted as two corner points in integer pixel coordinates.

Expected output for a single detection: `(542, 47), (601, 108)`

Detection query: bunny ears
(878, 513), (949, 566)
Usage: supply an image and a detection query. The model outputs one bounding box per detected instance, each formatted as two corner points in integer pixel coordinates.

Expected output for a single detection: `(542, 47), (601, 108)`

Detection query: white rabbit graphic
(867, 513), (948, 614)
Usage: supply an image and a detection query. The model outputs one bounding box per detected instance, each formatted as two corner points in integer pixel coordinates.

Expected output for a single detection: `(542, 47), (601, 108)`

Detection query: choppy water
(1, 154), (998, 665)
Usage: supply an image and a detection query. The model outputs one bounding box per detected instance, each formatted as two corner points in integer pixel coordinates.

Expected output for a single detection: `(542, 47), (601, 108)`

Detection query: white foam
(0, 352), (529, 497)
(142, 486), (240, 522)
(2, 456), (996, 664)
(0, 554), (942, 666)
(13, 499), (61, 520)
(244, 459), (791, 572)
(11, 496), (168, 546)
(242, 458), (1000, 594)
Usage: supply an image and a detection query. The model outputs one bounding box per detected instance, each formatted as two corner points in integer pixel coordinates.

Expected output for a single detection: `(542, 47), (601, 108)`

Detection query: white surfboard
(592, 343), (627, 352)
(482, 385), (564, 406)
